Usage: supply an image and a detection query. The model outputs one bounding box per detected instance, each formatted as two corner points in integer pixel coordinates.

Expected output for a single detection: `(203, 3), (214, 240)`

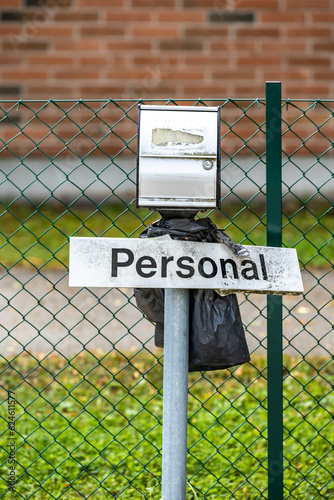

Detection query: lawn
(0, 351), (333, 499)
(0, 200), (333, 270)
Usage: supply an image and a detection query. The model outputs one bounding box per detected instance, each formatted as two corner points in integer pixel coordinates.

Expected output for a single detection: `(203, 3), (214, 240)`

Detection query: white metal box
(137, 105), (221, 210)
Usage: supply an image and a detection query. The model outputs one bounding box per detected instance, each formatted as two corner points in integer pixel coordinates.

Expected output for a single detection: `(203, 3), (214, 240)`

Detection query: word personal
(69, 237), (303, 295)
(111, 248), (268, 281)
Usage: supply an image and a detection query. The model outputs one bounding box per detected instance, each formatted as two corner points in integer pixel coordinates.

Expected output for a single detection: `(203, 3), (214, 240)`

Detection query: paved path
(1, 155), (333, 205)
(0, 268), (332, 359)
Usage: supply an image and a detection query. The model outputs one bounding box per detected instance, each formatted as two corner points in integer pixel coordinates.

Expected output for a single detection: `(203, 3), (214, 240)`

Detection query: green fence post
(266, 81), (283, 499)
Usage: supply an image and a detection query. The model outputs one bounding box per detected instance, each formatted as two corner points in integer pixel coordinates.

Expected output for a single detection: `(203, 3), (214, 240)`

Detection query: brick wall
(0, 0), (334, 100)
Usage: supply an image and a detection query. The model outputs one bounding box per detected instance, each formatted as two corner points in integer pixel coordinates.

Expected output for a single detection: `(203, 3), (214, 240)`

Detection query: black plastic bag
(134, 288), (165, 347)
(189, 289), (249, 371)
(139, 216), (249, 257)
(134, 216), (250, 372)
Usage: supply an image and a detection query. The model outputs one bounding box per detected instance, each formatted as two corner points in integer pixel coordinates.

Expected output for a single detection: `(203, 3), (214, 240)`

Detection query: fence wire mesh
(0, 98), (333, 499)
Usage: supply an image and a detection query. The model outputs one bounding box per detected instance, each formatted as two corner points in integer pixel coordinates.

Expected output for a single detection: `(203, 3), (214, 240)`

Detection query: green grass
(0, 201), (333, 270)
(0, 351), (333, 499)
(0, 201), (333, 497)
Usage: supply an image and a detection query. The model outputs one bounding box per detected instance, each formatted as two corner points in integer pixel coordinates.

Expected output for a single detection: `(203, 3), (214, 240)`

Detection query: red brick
(54, 11), (99, 21)
(2, 70), (48, 80)
(55, 70), (99, 80)
(0, 55), (20, 65)
(182, 55), (229, 65)
(79, 85), (125, 96)
(123, 80), (176, 97)
(54, 40), (102, 51)
(0, 0), (20, 5)
(288, 0), (332, 5)
(27, 55), (74, 65)
(131, 0), (175, 6)
(119, 68), (173, 87)
(0, 84), (21, 95)
(106, 11), (151, 22)
(184, 0), (279, 7)
(285, 85), (330, 97)
(236, 27), (280, 37)
(287, 57), (330, 67)
(80, 56), (110, 66)
(108, 69), (152, 79)
(167, 71), (204, 80)
(290, 0), (329, 6)
(183, 0), (225, 7)
(132, 27), (178, 37)
(108, 55), (127, 65)
(132, 56), (167, 65)
(212, 69), (257, 79)
(314, 71), (334, 79)
(33, 26), (74, 37)
(107, 41), (151, 51)
(286, 27), (330, 37)
(234, 0), (279, 7)
(234, 84), (264, 96)
(26, 85), (77, 98)
(158, 11), (204, 22)
(313, 42), (334, 51)
(80, 26), (125, 36)
(185, 27), (228, 37)
(3, 40), (49, 51)
(260, 12), (305, 23)
(235, 40), (257, 50)
(312, 13), (334, 22)
(261, 70), (309, 81)
(260, 41), (306, 52)
(181, 85), (230, 96)
(211, 40), (255, 51)
(237, 56), (281, 66)
(159, 40), (203, 51)
(0, 25), (21, 35)
(78, 0), (123, 4)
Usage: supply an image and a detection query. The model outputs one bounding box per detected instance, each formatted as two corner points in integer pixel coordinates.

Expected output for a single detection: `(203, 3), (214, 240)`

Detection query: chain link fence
(0, 98), (333, 499)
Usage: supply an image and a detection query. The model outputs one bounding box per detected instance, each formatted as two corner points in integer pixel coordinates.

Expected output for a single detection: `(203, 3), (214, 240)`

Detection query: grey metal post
(162, 288), (190, 500)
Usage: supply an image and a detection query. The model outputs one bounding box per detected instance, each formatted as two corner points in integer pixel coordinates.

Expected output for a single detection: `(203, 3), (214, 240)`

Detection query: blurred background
(1, 0), (334, 206)
(1, 5), (333, 497)
(0, 1), (333, 358)
(0, 0), (333, 101)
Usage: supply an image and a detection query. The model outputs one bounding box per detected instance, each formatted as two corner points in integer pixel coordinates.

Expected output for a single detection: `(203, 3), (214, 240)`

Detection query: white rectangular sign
(69, 236), (303, 295)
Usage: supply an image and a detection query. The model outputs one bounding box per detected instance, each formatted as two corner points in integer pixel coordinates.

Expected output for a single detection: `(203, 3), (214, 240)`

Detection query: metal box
(137, 105), (220, 210)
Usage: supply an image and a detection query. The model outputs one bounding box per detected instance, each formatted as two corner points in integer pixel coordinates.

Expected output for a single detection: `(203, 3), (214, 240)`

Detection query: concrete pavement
(0, 267), (332, 359)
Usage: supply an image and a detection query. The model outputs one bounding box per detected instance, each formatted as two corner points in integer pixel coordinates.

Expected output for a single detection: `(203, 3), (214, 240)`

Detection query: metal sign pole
(161, 288), (190, 500)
